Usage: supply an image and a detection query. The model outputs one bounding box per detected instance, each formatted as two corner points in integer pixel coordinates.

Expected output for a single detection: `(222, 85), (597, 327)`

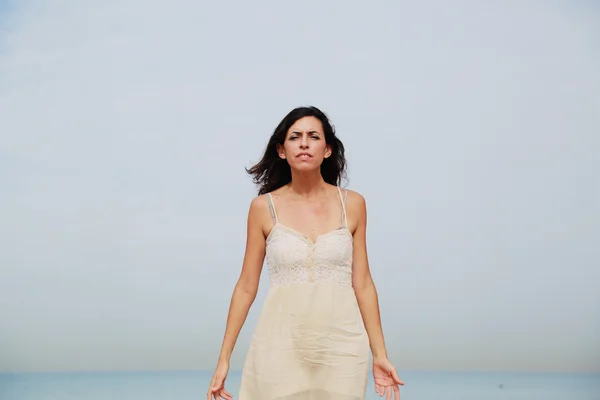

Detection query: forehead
(288, 116), (323, 133)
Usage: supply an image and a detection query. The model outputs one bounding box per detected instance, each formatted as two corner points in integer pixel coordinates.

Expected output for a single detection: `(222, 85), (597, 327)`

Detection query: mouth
(296, 152), (312, 160)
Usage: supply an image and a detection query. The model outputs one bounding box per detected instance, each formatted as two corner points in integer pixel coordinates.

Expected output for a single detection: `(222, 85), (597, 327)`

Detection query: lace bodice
(265, 188), (353, 287)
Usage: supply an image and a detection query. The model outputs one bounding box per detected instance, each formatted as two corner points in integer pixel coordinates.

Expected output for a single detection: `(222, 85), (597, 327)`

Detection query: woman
(207, 106), (404, 400)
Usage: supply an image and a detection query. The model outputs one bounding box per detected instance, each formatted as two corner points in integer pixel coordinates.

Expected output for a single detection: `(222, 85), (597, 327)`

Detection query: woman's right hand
(207, 360), (232, 400)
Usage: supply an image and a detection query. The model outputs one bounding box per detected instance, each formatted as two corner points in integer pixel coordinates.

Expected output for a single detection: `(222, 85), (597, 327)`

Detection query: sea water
(0, 370), (598, 399)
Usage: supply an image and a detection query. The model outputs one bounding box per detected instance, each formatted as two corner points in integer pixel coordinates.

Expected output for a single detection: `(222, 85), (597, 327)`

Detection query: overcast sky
(0, 1), (598, 374)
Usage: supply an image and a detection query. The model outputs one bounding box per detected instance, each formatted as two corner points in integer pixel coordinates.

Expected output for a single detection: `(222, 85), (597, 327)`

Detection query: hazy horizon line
(2, 368), (599, 375)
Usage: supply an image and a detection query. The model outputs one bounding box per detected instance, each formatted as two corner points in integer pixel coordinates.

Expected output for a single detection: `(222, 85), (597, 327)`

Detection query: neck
(288, 169), (327, 198)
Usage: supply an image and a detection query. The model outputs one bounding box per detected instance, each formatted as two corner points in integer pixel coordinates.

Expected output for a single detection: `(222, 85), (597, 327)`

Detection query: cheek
(283, 142), (295, 154)
(316, 141), (328, 155)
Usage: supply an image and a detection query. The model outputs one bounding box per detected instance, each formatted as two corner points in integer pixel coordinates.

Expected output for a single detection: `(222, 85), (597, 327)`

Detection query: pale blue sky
(0, 1), (598, 373)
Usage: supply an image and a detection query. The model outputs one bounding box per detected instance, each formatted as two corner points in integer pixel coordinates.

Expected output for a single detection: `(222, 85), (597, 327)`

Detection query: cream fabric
(238, 188), (370, 400)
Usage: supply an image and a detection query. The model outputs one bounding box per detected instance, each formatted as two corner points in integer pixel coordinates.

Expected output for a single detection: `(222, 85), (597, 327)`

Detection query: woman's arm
(349, 191), (388, 360)
(216, 196), (267, 364)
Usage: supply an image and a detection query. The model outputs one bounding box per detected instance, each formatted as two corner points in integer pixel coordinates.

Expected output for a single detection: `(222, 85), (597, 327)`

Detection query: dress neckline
(266, 222), (351, 246)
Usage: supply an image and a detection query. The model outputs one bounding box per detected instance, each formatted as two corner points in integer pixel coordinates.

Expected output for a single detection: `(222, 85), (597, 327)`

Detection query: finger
(209, 384), (220, 400)
(221, 388), (234, 400)
(207, 379), (215, 400)
(211, 377), (223, 393)
(394, 384), (400, 400)
(392, 369), (404, 386)
(386, 385), (392, 400)
(375, 384), (384, 397)
(218, 391), (232, 400)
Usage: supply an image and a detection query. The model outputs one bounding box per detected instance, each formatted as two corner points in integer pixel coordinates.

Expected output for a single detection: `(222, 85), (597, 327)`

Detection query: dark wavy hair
(246, 106), (347, 195)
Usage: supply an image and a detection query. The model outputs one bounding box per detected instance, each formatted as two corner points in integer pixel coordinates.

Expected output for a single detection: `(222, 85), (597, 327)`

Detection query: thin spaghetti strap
(267, 193), (279, 224)
(343, 188), (349, 228)
(337, 187), (349, 228)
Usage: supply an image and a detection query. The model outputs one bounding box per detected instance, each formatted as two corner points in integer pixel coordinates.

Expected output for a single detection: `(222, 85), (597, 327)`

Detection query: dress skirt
(238, 283), (370, 400)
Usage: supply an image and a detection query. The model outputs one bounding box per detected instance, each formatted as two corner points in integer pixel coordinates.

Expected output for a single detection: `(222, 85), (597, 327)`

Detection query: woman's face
(277, 116), (332, 172)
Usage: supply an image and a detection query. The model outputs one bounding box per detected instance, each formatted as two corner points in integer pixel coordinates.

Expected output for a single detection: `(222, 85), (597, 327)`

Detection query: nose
(300, 134), (309, 149)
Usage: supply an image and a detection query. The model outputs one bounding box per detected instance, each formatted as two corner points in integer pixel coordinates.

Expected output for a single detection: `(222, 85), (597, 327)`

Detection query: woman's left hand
(372, 357), (404, 399)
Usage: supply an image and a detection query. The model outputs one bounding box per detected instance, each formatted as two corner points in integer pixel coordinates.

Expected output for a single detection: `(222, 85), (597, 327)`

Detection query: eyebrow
(290, 130), (321, 135)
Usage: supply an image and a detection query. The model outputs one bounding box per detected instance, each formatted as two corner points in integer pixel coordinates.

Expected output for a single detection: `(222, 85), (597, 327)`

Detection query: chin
(290, 161), (322, 172)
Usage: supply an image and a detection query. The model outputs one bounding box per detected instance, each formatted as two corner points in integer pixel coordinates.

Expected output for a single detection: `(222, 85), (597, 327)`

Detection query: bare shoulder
(248, 194), (274, 238)
(248, 194), (272, 223)
(343, 188), (367, 234)
(344, 188), (367, 212)
(249, 193), (269, 213)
